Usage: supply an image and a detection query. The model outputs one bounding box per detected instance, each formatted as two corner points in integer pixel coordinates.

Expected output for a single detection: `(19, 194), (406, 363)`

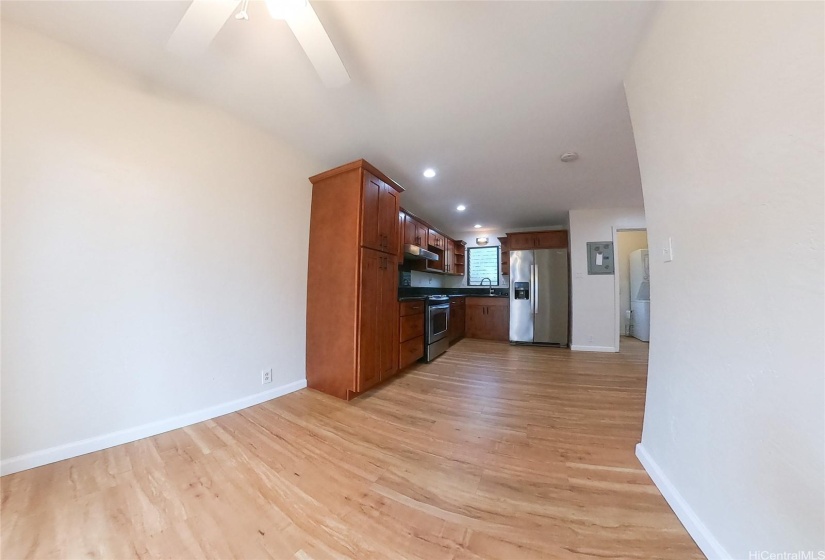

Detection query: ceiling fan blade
(286, 2), (350, 88)
(167, 0), (241, 57)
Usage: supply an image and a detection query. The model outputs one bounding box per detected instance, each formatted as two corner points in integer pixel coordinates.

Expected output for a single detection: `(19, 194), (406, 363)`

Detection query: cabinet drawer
(400, 300), (425, 316)
(400, 313), (425, 342)
(399, 336), (424, 370)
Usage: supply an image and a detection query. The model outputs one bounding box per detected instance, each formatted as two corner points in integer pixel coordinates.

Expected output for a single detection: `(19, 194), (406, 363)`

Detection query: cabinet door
(465, 304), (487, 339)
(449, 302), (465, 341)
(445, 239), (455, 274)
(377, 183), (399, 254)
(508, 233), (534, 251)
(456, 307), (466, 338)
(379, 254), (399, 380)
(488, 306), (510, 341)
(358, 249), (382, 391)
(416, 222), (429, 248)
(398, 211), (406, 258)
(403, 213), (418, 246)
(428, 229), (445, 250)
(361, 172), (382, 252)
(533, 230), (568, 249)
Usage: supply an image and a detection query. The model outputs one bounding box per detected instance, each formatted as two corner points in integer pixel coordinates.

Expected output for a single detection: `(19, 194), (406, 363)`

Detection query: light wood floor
(1, 338), (703, 559)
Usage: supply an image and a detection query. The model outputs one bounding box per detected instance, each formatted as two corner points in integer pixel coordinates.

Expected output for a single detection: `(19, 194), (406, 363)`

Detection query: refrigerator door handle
(534, 264), (539, 315)
(530, 264), (536, 315)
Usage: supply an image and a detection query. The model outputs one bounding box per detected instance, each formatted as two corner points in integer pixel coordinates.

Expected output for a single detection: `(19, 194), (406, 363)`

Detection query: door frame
(611, 227), (648, 352)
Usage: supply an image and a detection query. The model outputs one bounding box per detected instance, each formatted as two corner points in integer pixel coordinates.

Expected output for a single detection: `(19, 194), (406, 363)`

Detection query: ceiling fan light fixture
(264, 0), (308, 20)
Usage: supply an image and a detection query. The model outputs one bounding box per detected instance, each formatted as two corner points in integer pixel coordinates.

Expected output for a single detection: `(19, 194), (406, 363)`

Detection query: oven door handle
(429, 304), (450, 310)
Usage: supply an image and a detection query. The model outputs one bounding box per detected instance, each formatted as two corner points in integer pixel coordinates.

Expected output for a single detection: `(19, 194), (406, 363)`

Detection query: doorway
(613, 228), (649, 352)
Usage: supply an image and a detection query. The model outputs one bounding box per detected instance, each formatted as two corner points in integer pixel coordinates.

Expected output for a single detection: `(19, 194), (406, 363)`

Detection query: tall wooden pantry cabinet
(306, 160), (403, 400)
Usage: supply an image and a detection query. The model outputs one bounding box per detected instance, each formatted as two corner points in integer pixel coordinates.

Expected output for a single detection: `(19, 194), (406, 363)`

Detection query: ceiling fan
(166, 0), (350, 88)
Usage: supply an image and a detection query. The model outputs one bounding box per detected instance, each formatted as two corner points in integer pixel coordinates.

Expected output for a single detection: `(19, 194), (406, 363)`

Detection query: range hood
(404, 244), (439, 261)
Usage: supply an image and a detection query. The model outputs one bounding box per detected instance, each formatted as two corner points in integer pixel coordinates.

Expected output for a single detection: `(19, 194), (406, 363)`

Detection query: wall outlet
(261, 368), (272, 384)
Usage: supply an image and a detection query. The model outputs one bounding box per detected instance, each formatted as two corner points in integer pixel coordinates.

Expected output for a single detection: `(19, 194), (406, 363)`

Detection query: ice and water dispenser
(514, 281), (530, 300)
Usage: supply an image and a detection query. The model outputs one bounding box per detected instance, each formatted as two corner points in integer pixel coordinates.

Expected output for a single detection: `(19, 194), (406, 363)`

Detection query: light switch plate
(663, 237), (673, 262)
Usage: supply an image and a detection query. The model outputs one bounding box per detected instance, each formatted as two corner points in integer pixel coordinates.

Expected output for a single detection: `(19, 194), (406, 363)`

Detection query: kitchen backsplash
(403, 270), (508, 289)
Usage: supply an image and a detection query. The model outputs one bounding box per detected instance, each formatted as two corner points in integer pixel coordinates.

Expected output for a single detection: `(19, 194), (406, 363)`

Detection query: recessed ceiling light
(456, 205), (466, 212)
(474, 224), (482, 229)
(560, 152), (579, 162)
(423, 168), (436, 178)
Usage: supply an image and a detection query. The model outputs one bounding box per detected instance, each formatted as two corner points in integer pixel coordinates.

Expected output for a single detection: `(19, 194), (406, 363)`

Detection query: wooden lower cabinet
(398, 299), (425, 370)
(449, 297), (466, 342)
(465, 297), (509, 341)
(399, 336), (424, 370)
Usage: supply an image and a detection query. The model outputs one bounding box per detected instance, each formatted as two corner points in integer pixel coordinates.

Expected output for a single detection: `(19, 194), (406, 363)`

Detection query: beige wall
(625, 2), (824, 557)
(1, 23), (320, 473)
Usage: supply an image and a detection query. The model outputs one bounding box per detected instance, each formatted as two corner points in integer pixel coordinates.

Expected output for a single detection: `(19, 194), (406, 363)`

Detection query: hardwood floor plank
(1, 337), (703, 559)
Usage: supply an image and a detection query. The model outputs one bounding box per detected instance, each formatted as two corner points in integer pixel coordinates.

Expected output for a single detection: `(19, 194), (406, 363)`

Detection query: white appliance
(629, 249), (650, 342)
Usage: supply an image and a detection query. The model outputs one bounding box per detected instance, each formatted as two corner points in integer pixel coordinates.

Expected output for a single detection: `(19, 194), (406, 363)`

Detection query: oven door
(427, 303), (450, 343)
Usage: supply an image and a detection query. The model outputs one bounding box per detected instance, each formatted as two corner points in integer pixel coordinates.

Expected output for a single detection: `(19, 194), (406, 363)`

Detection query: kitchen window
(467, 246), (500, 286)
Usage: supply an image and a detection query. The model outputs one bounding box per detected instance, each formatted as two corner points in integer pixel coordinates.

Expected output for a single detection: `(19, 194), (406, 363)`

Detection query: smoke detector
(560, 152), (579, 162)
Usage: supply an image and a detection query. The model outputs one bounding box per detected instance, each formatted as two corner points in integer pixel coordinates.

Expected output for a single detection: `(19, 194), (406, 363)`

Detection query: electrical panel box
(587, 241), (614, 275)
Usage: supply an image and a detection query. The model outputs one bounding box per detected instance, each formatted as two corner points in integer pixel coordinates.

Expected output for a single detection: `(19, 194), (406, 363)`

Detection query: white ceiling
(1, 1), (654, 234)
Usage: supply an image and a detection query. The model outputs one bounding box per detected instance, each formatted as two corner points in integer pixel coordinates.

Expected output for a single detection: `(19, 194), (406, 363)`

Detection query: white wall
(568, 208), (646, 351)
(625, 3), (824, 558)
(1, 23), (319, 473)
(616, 230), (648, 336)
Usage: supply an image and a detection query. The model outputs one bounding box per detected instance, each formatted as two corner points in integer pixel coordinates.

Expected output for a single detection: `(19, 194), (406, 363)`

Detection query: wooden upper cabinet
(499, 237), (510, 276)
(362, 171), (399, 255)
(378, 181), (399, 254)
(403, 213), (429, 247)
(507, 230), (568, 250)
(445, 239), (455, 274)
(403, 213), (417, 246)
(533, 230), (568, 249)
(428, 229), (445, 250)
(397, 211), (405, 258)
(416, 221), (429, 248)
(361, 173), (382, 252)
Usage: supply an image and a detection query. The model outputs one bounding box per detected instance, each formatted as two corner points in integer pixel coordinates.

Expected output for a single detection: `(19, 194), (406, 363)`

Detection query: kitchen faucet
(480, 277), (494, 296)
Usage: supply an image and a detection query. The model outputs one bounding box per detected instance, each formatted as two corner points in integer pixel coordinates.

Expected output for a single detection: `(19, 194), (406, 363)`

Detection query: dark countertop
(398, 287), (509, 300)
(398, 288), (510, 301)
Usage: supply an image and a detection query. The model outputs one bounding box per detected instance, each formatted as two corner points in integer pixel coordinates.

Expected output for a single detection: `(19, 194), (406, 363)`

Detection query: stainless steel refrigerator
(509, 248), (569, 345)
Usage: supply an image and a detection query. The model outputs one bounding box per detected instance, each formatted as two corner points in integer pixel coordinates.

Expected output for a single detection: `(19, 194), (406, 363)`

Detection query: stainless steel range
(424, 295), (450, 362)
